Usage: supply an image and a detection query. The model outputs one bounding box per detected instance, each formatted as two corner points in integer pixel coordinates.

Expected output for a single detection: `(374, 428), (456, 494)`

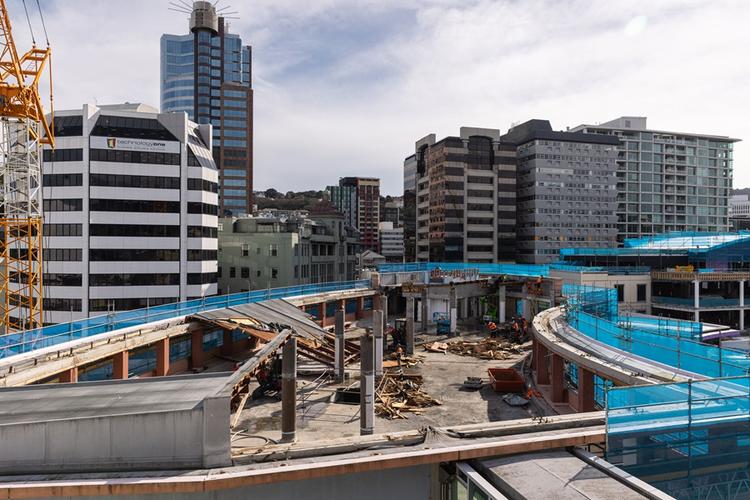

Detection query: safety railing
(376, 262), (550, 277)
(0, 280), (370, 359)
(605, 376), (750, 499)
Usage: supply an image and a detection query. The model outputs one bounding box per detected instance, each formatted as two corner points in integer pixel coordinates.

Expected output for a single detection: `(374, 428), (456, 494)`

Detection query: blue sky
(11, 0), (750, 195)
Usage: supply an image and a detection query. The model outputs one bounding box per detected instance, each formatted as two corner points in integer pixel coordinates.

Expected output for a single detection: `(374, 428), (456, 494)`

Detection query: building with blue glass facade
(161, 1), (253, 216)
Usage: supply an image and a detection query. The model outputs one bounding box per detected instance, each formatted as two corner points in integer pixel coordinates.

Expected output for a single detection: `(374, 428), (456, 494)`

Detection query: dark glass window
(637, 284), (647, 302)
(187, 202), (218, 215)
(90, 173), (180, 189)
(187, 272), (217, 285)
(89, 249), (180, 261)
(187, 249), (218, 261)
(43, 223), (82, 236)
(187, 226), (218, 238)
(44, 199), (82, 212)
(44, 298), (82, 311)
(616, 284), (624, 302)
(89, 148), (180, 166)
(187, 178), (219, 193)
(52, 115), (83, 137)
(90, 297), (177, 312)
(42, 149), (83, 163)
(89, 273), (180, 286)
(42, 248), (83, 261)
(90, 199), (180, 213)
(44, 274), (83, 287)
(89, 224), (180, 237)
(43, 173), (83, 187)
(90, 115), (178, 141)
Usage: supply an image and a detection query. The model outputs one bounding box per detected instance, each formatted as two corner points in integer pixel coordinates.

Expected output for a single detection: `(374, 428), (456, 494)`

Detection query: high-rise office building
(403, 154), (418, 262)
(571, 117), (739, 242)
(412, 127), (517, 263)
(501, 120), (620, 264)
(328, 177), (381, 252)
(37, 103), (218, 323)
(161, 1), (253, 216)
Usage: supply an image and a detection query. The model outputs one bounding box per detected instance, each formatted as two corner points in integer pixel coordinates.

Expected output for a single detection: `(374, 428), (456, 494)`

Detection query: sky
(10, 0), (750, 195)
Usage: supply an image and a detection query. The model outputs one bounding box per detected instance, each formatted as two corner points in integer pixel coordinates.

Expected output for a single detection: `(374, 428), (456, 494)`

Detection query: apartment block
(571, 117), (739, 242)
(412, 127), (517, 263)
(501, 120), (620, 264)
(328, 177), (381, 252)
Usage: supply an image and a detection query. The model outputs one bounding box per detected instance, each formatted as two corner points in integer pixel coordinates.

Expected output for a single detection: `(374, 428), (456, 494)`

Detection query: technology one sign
(90, 136), (180, 154)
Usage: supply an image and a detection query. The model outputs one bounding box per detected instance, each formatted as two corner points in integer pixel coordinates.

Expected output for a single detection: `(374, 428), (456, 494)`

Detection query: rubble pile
(424, 338), (526, 360)
(375, 372), (441, 419)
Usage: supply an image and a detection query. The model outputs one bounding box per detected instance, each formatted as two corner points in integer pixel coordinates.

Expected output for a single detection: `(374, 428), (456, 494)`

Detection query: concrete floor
(232, 325), (542, 447)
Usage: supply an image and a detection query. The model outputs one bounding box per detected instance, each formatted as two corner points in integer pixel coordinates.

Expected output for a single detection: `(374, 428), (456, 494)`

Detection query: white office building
(379, 221), (404, 262)
(39, 103), (218, 323)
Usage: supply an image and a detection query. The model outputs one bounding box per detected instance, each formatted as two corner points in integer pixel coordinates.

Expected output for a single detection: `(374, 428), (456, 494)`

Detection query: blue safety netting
(606, 376), (750, 499)
(376, 262), (550, 278)
(0, 280), (369, 359)
(562, 284), (748, 378)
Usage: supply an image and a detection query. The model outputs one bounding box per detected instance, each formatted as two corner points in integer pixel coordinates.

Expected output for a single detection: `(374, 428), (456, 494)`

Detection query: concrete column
(498, 285), (506, 323)
(551, 354), (565, 403)
(320, 302), (327, 326)
(420, 288), (428, 332)
(536, 341), (550, 385)
(405, 297), (415, 355)
(191, 329), (204, 370)
(356, 296), (364, 319)
(281, 338), (297, 443)
(221, 330), (233, 357)
(360, 332), (374, 436)
(335, 306), (346, 382)
(113, 351), (129, 380)
(448, 285), (457, 336)
(373, 310), (384, 377)
(59, 366), (78, 383)
(577, 367), (596, 412)
(381, 294), (388, 332)
(372, 293), (382, 313)
(155, 338), (170, 376)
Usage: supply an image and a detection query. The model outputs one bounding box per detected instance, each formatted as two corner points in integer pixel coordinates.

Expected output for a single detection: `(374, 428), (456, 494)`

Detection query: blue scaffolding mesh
(0, 280), (369, 359)
(376, 262), (550, 277)
(606, 376), (750, 499)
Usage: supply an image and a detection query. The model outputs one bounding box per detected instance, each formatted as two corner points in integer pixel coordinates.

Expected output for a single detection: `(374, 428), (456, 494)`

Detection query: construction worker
(487, 321), (498, 338)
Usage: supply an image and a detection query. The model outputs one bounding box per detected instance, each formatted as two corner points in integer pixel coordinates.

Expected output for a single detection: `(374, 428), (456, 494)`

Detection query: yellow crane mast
(0, 0), (53, 333)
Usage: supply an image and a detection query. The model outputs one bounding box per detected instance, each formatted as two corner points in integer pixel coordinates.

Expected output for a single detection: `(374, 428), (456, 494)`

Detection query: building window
(637, 284), (647, 302)
(241, 267), (249, 279)
(615, 284), (624, 303)
(272, 268), (278, 279)
(241, 244), (249, 256)
(230, 267), (236, 278)
(270, 244), (278, 257)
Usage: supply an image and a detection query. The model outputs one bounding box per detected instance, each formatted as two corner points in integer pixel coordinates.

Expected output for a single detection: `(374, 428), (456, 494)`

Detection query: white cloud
(9, 0), (750, 194)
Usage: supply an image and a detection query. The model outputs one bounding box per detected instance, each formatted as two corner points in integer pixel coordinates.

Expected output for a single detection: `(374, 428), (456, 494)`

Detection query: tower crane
(0, 0), (54, 333)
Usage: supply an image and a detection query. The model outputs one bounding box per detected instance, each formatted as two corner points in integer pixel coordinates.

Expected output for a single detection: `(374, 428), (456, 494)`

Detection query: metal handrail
(0, 280), (369, 359)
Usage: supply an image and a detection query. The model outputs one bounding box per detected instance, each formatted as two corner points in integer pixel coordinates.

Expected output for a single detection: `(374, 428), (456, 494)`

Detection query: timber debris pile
(424, 338), (526, 360)
(375, 372), (441, 419)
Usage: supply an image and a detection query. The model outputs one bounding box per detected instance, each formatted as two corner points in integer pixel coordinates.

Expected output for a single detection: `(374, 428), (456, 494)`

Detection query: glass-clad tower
(161, 1), (253, 216)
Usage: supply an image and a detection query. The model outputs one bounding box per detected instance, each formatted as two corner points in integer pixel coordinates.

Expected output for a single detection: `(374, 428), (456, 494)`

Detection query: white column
(694, 279), (700, 323)
(498, 286), (506, 323)
(694, 280), (700, 309)
(740, 281), (745, 330)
